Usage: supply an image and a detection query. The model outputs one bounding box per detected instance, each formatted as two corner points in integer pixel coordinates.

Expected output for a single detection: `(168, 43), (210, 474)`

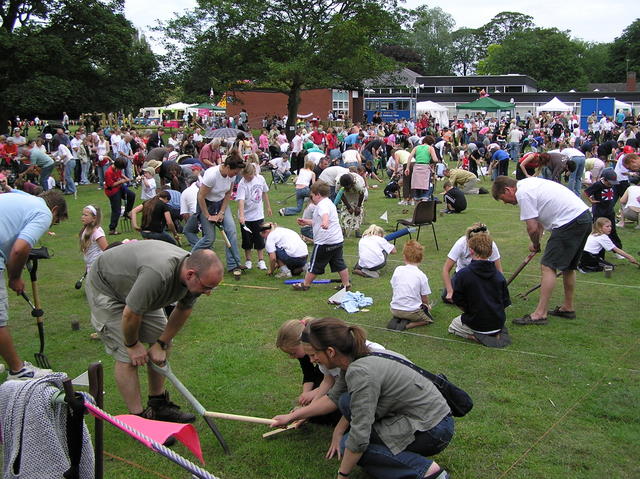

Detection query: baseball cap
(601, 168), (618, 184)
(143, 167), (156, 176)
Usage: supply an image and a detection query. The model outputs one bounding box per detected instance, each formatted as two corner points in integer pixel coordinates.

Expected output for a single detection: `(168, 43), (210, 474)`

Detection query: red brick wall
(225, 89), (336, 130)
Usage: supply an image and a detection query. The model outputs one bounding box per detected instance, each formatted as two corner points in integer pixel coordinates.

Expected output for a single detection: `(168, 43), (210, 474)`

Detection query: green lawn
(4, 173), (639, 479)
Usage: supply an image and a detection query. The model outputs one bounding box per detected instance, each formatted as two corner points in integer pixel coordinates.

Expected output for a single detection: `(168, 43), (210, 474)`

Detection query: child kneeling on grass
(387, 240), (433, 331)
(353, 224), (396, 278)
(293, 181), (350, 291)
(448, 233), (512, 348)
(578, 217), (638, 272)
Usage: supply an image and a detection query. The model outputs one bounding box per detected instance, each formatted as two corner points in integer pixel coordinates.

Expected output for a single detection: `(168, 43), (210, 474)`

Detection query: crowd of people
(1, 105), (640, 479)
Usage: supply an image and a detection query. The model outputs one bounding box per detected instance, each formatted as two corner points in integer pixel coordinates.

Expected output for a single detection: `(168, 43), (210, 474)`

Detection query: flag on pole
(379, 211), (388, 222)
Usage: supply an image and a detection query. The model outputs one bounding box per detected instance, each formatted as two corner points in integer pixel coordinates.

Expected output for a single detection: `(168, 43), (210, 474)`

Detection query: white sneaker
(257, 260), (267, 270)
(245, 260), (253, 270)
(275, 267), (292, 278)
(616, 222), (625, 228)
(397, 200), (407, 205)
(7, 361), (52, 380)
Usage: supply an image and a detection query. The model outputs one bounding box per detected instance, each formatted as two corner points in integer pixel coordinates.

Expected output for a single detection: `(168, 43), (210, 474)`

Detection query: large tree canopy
(477, 27), (589, 91)
(405, 6), (455, 75)
(609, 18), (640, 82)
(162, 0), (401, 134)
(0, 0), (161, 126)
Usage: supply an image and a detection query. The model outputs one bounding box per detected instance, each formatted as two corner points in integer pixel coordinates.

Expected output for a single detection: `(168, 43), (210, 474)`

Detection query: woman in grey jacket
(271, 317), (453, 479)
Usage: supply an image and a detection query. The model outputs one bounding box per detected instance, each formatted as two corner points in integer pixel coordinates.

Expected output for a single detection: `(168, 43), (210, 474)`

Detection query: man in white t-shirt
(192, 159), (245, 273)
(492, 176), (591, 325)
(318, 165), (349, 196)
(293, 181), (350, 291)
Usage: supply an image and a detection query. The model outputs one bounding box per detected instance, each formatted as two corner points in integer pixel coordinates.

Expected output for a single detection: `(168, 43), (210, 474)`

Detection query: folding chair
(394, 199), (438, 250)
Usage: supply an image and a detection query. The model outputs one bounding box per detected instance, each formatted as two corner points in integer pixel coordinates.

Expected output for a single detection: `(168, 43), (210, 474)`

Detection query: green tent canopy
(191, 102), (225, 111)
(457, 97), (516, 112)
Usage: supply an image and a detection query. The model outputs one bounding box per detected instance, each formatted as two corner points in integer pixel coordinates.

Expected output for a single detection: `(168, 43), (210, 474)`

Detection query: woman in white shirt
(279, 160), (316, 216)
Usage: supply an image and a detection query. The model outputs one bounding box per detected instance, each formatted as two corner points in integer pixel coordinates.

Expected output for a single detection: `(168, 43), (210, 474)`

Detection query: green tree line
(1, 0), (638, 128)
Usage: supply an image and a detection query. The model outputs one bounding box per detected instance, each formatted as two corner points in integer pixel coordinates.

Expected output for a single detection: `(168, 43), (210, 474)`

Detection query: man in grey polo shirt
(87, 241), (223, 422)
(492, 176), (591, 326)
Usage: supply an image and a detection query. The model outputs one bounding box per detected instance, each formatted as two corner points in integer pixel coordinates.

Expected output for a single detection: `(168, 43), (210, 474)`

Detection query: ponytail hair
(301, 317), (370, 360)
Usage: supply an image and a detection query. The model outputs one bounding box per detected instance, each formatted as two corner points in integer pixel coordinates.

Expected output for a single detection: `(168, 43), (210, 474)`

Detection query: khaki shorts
(448, 315), (474, 338)
(390, 306), (429, 323)
(86, 285), (166, 363)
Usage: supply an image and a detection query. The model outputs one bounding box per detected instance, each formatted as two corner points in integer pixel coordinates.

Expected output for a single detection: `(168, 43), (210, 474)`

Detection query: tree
(406, 6), (455, 75)
(379, 45), (426, 75)
(479, 11), (535, 47)
(477, 28), (589, 91)
(579, 41), (614, 84)
(0, 0), (162, 126)
(161, 0), (401, 137)
(609, 19), (640, 82)
(451, 28), (482, 76)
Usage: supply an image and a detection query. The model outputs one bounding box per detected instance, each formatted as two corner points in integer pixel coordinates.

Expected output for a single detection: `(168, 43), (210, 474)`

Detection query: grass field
(3, 172), (639, 479)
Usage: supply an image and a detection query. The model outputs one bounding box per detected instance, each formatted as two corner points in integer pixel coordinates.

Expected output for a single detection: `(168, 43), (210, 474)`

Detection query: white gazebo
(416, 101), (449, 128)
(615, 100), (633, 111)
(536, 97), (573, 113)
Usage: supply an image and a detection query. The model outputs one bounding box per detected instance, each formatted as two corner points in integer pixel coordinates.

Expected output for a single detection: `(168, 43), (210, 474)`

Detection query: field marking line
(496, 337), (639, 478)
(342, 253), (640, 289)
(348, 321), (558, 359)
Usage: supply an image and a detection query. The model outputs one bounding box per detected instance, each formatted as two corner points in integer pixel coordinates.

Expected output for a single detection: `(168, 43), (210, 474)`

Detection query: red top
(104, 165), (123, 197)
(310, 130), (326, 145)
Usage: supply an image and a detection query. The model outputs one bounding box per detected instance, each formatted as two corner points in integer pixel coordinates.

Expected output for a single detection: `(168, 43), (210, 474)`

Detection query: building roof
(587, 83), (635, 92)
(365, 68), (422, 88)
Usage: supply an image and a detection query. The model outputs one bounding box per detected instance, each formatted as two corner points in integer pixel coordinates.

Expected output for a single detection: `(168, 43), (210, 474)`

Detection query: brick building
(224, 88), (363, 130)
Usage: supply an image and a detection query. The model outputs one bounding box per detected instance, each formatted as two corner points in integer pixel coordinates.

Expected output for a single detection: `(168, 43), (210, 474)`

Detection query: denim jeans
(64, 160), (76, 194)
(141, 230), (176, 245)
(338, 393), (454, 479)
(39, 164), (55, 191)
(282, 187), (309, 215)
(97, 164), (109, 188)
(567, 155), (586, 197)
(191, 202), (242, 271)
(80, 161), (90, 184)
(508, 142), (520, 162)
(183, 214), (200, 247)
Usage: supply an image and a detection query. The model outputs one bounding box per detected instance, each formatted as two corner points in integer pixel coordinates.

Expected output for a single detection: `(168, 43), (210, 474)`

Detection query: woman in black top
(131, 191), (180, 245)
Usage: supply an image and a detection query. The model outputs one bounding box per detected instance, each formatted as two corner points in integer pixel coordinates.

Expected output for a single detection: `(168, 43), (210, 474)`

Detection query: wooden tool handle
(204, 411), (273, 425)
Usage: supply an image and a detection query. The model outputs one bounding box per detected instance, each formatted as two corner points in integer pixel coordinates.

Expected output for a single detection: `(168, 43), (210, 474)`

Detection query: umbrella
(204, 127), (250, 139)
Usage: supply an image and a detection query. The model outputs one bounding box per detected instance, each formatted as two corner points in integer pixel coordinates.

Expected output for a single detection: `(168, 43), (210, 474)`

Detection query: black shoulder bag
(371, 352), (473, 417)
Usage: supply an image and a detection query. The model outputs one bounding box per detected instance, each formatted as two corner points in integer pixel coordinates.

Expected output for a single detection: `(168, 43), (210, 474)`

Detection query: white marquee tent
(615, 100), (633, 111)
(416, 101), (449, 127)
(536, 97), (573, 113)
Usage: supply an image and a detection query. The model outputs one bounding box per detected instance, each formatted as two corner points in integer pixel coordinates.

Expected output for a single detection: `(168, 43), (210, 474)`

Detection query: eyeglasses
(195, 272), (217, 291)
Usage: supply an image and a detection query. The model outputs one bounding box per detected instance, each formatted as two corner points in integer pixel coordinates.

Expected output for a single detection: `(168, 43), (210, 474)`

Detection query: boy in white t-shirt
(353, 224), (396, 278)
(387, 240), (433, 331)
(236, 163), (272, 270)
(293, 181), (350, 290)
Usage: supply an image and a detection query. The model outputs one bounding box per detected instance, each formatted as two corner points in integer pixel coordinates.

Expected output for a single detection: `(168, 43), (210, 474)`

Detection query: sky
(124, 0), (632, 52)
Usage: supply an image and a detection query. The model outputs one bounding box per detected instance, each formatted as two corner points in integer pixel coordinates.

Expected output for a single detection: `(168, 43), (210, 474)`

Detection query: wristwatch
(156, 339), (170, 350)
